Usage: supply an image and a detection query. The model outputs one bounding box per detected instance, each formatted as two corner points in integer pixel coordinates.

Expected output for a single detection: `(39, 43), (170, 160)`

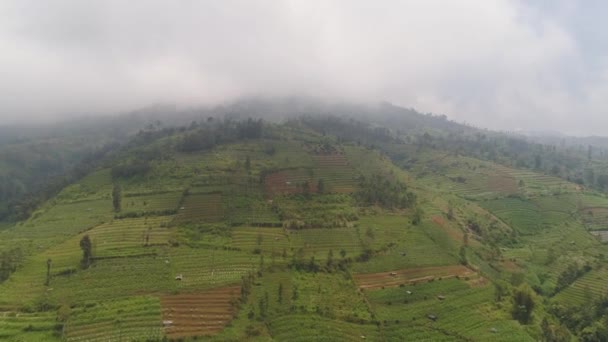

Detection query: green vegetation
(4, 103), (608, 340)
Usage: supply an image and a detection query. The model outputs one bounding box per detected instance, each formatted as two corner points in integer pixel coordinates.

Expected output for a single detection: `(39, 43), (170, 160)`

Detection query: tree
(79, 235), (93, 269)
(245, 156), (251, 173)
(112, 183), (122, 212)
(317, 179), (325, 194)
(511, 284), (536, 324)
(45, 258), (52, 286)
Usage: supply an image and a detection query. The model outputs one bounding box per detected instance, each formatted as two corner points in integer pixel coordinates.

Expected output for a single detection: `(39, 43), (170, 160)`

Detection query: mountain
(1, 100), (608, 340)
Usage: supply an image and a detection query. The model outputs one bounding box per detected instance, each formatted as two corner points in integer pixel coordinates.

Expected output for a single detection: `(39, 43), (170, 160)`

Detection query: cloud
(0, 0), (605, 134)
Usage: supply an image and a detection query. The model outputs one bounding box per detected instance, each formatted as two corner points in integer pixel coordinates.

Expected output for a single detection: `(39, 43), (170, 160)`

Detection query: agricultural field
(365, 278), (534, 341)
(65, 296), (162, 342)
(554, 267), (608, 306)
(353, 265), (477, 290)
(6, 115), (608, 341)
(174, 193), (224, 223)
(121, 191), (182, 216)
(161, 286), (240, 339)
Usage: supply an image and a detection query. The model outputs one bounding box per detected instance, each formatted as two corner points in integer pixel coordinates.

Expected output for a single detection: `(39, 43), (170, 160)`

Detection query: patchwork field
(161, 286), (240, 339)
(353, 265), (476, 290)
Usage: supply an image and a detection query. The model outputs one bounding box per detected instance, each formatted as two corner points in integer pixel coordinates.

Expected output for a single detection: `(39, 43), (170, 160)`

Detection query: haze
(0, 1), (606, 135)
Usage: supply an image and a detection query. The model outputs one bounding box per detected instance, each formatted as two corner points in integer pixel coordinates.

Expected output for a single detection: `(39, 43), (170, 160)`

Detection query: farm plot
(366, 278), (533, 341)
(169, 248), (257, 289)
(353, 265), (476, 290)
(554, 267), (608, 306)
(0, 199), (112, 251)
(66, 296), (162, 342)
(121, 192), (181, 215)
(230, 227), (290, 255)
(288, 228), (363, 260)
(161, 286), (240, 339)
(351, 222), (459, 273)
(275, 195), (358, 228)
(480, 198), (544, 235)
(264, 168), (315, 196)
(494, 165), (579, 194)
(223, 194), (281, 226)
(269, 314), (381, 342)
(581, 207), (608, 231)
(49, 255), (174, 303)
(292, 272), (372, 321)
(55, 169), (113, 203)
(0, 311), (59, 341)
(174, 193), (223, 223)
(88, 217), (172, 258)
(312, 154), (358, 194)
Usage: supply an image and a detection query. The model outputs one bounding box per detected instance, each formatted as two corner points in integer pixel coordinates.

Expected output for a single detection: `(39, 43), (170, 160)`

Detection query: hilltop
(1, 102), (608, 340)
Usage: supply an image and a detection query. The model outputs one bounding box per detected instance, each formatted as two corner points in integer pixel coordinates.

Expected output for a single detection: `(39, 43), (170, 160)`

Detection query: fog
(1, 1), (607, 135)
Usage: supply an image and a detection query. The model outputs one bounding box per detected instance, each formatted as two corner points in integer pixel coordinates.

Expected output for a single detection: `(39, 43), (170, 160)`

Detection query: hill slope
(1, 113), (607, 341)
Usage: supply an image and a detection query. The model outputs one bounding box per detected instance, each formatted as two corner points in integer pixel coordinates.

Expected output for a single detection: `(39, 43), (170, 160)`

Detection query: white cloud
(0, 0), (605, 134)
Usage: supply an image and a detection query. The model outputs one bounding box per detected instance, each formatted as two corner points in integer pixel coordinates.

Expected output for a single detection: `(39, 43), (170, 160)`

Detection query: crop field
(230, 227), (290, 255)
(161, 286), (240, 339)
(554, 267), (608, 306)
(169, 247), (258, 289)
(292, 272), (372, 320)
(49, 255), (174, 303)
(366, 278), (533, 341)
(121, 191), (181, 215)
(288, 228), (363, 260)
(87, 217), (172, 257)
(353, 265), (476, 290)
(352, 222), (459, 273)
(0, 311), (59, 341)
(480, 198), (546, 235)
(312, 154), (357, 193)
(65, 296), (161, 342)
(55, 169), (113, 203)
(174, 193), (223, 223)
(223, 194), (281, 226)
(264, 168), (316, 196)
(276, 195), (358, 228)
(493, 165), (580, 194)
(269, 314), (381, 341)
(0, 199), (113, 252)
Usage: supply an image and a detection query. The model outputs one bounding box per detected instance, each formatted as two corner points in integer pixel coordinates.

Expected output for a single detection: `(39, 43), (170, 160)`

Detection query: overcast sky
(1, 1), (607, 135)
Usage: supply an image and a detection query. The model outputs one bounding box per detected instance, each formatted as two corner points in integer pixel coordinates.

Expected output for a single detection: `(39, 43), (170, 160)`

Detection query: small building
(406, 291), (412, 295)
(437, 295), (446, 301)
(175, 274), (183, 280)
(389, 272), (397, 276)
(427, 314), (438, 321)
(163, 320), (173, 327)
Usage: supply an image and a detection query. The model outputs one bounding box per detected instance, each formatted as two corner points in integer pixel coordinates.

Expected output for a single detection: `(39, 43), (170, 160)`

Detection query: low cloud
(0, 1), (606, 135)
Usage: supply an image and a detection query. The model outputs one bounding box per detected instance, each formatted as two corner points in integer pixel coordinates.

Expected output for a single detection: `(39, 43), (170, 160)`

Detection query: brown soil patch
(312, 154), (349, 167)
(353, 265), (475, 290)
(264, 170), (317, 196)
(160, 286), (240, 339)
(487, 174), (518, 194)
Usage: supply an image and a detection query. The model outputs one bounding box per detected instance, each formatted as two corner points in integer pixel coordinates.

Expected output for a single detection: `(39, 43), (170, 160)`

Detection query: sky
(0, 1), (607, 135)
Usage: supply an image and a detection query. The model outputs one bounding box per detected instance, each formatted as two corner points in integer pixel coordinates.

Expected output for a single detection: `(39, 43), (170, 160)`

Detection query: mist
(1, 1), (607, 135)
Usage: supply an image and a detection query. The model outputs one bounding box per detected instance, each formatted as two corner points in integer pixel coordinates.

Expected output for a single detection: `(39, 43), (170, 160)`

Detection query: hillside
(2, 112), (608, 341)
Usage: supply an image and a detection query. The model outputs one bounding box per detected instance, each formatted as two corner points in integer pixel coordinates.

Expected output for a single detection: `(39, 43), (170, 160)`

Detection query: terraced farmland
(288, 228), (363, 259)
(269, 314), (381, 341)
(353, 265), (477, 290)
(169, 248), (258, 289)
(121, 191), (181, 215)
(175, 193), (223, 223)
(0, 311), (59, 341)
(312, 154), (357, 194)
(161, 286), (240, 339)
(66, 296), (162, 342)
(554, 267), (608, 306)
(231, 227), (290, 254)
(366, 278), (533, 341)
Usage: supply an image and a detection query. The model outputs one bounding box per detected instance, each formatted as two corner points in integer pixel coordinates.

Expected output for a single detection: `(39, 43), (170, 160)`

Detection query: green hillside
(2, 112), (608, 341)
